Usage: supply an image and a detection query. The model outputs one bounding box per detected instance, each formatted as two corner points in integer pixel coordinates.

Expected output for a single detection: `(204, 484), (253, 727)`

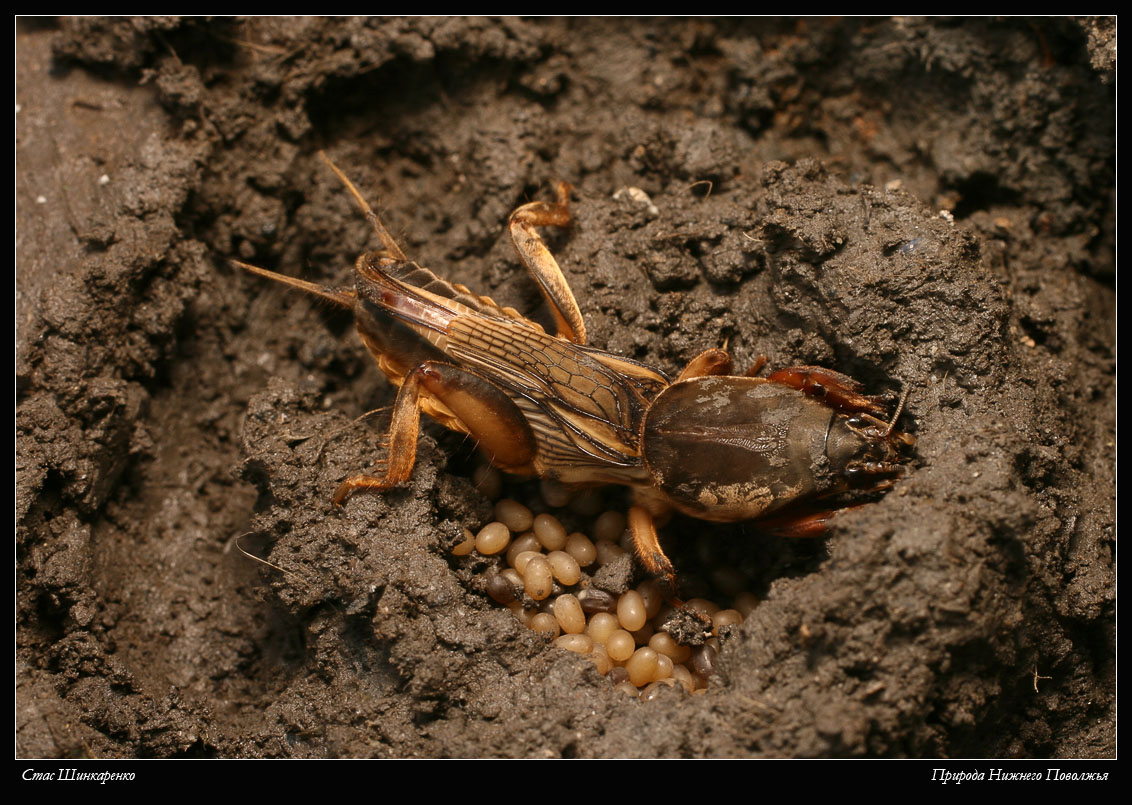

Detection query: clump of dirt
(17, 17), (1113, 757)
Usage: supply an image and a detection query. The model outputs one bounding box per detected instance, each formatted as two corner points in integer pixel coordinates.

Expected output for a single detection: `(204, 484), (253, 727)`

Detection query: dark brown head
(825, 387), (915, 489)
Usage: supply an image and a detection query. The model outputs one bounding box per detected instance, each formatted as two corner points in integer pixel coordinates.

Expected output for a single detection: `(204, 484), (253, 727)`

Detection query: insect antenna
(318, 150), (408, 263)
(883, 385), (912, 438)
(230, 259), (356, 311)
(230, 532), (299, 579)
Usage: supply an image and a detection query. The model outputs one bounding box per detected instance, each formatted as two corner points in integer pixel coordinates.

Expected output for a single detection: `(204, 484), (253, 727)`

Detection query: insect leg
(333, 361), (538, 505)
(675, 348), (734, 382)
(765, 365), (888, 416)
(743, 354), (768, 377)
(627, 505), (678, 593)
(509, 182), (587, 345)
(751, 507), (848, 538)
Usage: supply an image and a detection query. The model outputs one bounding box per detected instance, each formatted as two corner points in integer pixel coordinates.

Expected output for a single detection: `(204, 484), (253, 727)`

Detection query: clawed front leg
(765, 365), (889, 416)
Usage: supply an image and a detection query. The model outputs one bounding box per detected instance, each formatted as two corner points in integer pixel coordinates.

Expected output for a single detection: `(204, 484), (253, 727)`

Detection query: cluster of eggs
(452, 466), (758, 699)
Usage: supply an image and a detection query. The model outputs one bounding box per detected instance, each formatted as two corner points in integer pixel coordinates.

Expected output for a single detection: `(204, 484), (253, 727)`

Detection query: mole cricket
(235, 153), (914, 591)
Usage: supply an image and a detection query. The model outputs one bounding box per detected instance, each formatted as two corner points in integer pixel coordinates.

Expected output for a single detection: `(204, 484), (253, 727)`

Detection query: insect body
(236, 153), (914, 591)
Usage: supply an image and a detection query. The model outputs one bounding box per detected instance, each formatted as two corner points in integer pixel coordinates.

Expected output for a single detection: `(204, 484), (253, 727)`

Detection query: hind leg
(334, 361), (537, 505)
(509, 183), (587, 345)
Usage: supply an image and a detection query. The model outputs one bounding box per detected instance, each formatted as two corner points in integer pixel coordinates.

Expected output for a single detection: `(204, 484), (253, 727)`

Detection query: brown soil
(16, 17), (1114, 758)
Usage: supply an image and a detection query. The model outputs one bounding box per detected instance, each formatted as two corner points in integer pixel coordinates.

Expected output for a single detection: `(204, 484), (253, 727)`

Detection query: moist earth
(16, 17), (1114, 758)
